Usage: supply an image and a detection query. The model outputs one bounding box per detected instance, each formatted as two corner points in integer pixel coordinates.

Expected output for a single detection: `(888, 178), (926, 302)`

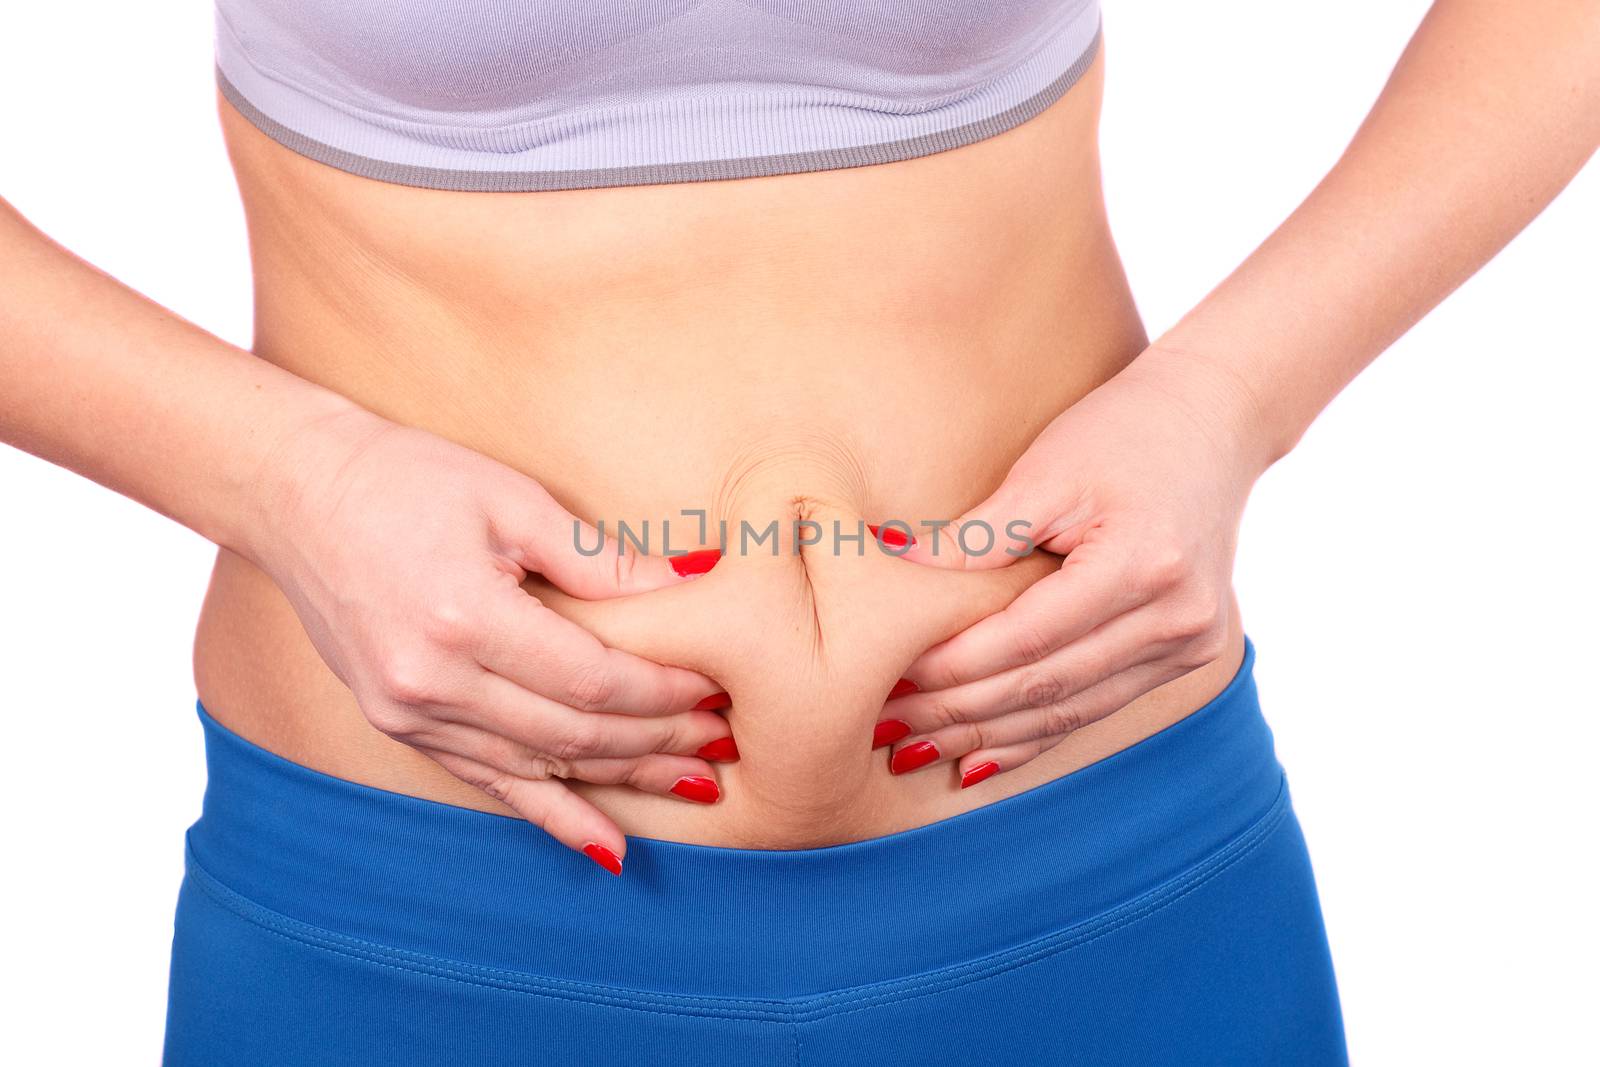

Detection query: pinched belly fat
(526, 444), (1060, 848)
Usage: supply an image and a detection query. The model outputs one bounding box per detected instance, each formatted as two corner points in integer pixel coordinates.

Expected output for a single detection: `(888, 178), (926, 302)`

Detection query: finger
(490, 480), (720, 599)
(473, 588), (724, 715)
(423, 726), (725, 802)
(889, 658), (1185, 779)
(904, 538), (1148, 691)
(882, 609), (1172, 736)
(570, 751), (726, 804)
(895, 450), (1088, 572)
(425, 749), (629, 875)
(440, 670), (737, 760)
(958, 657), (1183, 752)
(893, 479), (1045, 572)
(951, 737), (1056, 790)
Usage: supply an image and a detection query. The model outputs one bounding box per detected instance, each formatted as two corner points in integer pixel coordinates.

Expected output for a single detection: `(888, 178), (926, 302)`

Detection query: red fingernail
(890, 740), (940, 775)
(887, 677), (919, 699)
(670, 775), (720, 803)
(868, 524), (916, 548)
(695, 736), (739, 762)
(960, 761), (1000, 789)
(873, 718), (912, 749)
(692, 691), (732, 711)
(582, 842), (622, 876)
(670, 548), (721, 578)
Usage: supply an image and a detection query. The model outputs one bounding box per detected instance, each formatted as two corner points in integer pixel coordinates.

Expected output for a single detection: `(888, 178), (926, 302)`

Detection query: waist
(197, 481), (1244, 848)
(192, 46), (1254, 845)
(192, 225), (1241, 844)
(185, 635), (1285, 999)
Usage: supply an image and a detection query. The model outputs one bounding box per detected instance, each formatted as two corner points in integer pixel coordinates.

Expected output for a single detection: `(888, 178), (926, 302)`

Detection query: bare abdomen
(194, 50), (1247, 848)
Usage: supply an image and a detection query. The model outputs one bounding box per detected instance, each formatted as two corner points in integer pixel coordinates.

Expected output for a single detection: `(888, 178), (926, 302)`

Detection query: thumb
(898, 465), (1076, 572)
(495, 483), (719, 599)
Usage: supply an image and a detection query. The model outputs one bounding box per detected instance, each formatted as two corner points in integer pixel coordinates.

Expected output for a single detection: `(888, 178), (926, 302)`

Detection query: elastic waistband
(187, 638), (1284, 1001)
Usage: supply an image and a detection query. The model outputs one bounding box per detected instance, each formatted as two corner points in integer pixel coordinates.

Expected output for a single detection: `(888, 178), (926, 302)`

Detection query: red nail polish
(868, 524), (916, 548)
(960, 761), (1000, 789)
(670, 548), (721, 578)
(887, 677), (919, 699)
(582, 842), (623, 875)
(670, 775), (720, 803)
(695, 736), (739, 762)
(692, 691), (732, 711)
(873, 718), (912, 749)
(890, 740), (940, 775)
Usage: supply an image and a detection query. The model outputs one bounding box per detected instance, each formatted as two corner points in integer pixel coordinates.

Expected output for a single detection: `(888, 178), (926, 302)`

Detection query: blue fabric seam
(802, 786), (1292, 1023)
(182, 775), (1290, 1022)
(183, 854), (792, 1023)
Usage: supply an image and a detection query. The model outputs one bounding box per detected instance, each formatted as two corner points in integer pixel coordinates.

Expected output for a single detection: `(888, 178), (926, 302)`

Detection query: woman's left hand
(879, 346), (1275, 786)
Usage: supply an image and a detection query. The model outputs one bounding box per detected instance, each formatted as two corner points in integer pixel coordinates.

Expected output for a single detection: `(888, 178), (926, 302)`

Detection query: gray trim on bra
(217, 23), (1101, 193)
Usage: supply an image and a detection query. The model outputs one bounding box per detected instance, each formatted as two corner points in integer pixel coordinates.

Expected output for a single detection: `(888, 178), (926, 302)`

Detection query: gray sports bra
(215, 0), (1101, 192)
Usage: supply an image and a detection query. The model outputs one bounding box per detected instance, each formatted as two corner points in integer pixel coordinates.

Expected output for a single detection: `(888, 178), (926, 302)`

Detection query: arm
(0, 197), (356, 561)
(1145, 0), (1600, 468)
(879, 0), (1600, 782)
(1, 198), (733, 874)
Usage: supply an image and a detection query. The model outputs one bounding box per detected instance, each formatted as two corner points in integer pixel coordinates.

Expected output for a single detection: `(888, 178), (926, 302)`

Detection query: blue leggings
(164, 639), (1346, 1065)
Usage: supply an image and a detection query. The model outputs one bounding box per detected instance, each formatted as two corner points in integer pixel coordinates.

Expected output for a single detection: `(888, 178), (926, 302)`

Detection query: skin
(187, 47), (1242, 859)
(887, 0), (1600, 781)
(2, 2), (1596, 876)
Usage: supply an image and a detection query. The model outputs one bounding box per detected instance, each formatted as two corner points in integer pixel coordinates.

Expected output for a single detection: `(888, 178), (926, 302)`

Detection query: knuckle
(361, 700), (414, 738)
(1040, 699), (1087, 738)
(373, 651), (440, 706)
(611, 547), (644, 587)
(563, 663), (618, 712)
(421, 599), (477, 651)
(525, 755), (564, 781)
(1142, 542), (1190, 591)
(479, 774), (516, 804)
(923, 657), (965, 692)
(392, 720), (442, 748)
(923, 698), (965, 730)
(657, 719), (691, 756)
(1178, 624), (1229, 669)
(549, 721), (601, 764)
(485, 737), (558, 780)
(1015, 669), (1067, 710)
(952, 720), (988, 753)
(1008, 620), (1056, 666)
(615, 759), (652, 790)
(1164, 598), (1222, 645)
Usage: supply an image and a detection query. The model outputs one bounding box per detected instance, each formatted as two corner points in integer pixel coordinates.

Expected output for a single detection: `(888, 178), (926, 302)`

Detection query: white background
(2, 1), (1596, 1063)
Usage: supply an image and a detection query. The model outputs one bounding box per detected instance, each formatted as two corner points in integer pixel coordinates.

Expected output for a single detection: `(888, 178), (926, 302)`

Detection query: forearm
(0, 196), (366, 565)
(1142, 0), (1600, 468)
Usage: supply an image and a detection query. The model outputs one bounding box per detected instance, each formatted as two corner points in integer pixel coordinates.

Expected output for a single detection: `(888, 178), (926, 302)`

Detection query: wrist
(1122, 334), (1301, 480)
(231, 387), (390, 575)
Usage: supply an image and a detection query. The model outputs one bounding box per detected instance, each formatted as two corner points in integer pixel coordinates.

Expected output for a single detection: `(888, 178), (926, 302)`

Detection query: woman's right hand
(249, 407), (734, 875)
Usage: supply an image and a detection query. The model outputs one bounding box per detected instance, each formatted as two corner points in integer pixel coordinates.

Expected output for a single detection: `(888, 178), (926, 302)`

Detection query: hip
(168, 636), (1345, 1065)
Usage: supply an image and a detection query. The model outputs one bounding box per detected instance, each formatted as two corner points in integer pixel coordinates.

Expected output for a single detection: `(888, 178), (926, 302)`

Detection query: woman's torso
(194, 44), (1247, 849)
